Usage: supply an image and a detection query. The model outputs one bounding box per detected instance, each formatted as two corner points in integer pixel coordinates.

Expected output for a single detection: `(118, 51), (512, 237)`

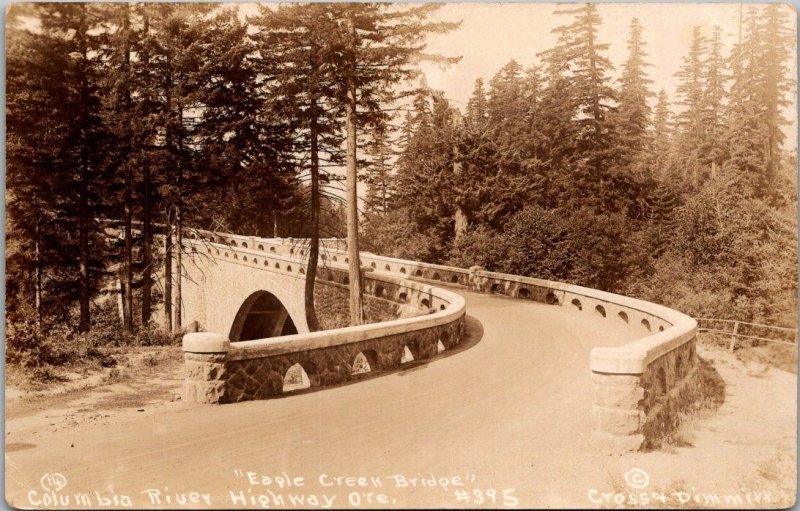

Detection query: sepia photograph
(4, 2), (798, 509)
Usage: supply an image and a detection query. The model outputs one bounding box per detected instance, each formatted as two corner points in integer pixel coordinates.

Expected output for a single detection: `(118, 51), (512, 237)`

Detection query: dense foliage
(6, 3), (456, 368)
(367, 5), (797, 327)
(6, 3), (797, 376)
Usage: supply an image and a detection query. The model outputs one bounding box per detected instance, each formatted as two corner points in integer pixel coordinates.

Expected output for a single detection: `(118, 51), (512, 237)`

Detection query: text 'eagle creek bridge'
(174, 229), (698, 454)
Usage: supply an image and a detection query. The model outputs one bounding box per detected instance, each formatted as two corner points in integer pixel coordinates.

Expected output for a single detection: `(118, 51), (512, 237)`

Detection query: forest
(5, 3), (797, 374)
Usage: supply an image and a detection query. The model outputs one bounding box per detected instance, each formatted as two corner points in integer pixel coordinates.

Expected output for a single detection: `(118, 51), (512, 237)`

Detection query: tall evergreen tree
(616, 17), (654, 172)
(673, 26), (707, 189)
(701, 26), (728, 177)
(759, 4), (795, 193)
(330, 3), (460, 325)
(250, 3), (345, 331)
(36, 3), (109, 331)
(651, 89), (673, 180)
(465, 78), (488, 132)
(539, 3), (623, 212)
(724, 7), (768, 194)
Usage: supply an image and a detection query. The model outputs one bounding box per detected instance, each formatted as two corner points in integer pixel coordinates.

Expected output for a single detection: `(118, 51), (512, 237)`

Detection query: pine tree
(6, 21), (77, 326)
(36, 3), (109, 331)
(103, 3), (137, 331)
(651, 90), (673, 180)
(673, 26), (707, 189)
(724, 7), (768, 194)
(616, 18), (654, 171)
(250, 3), (346, 331)
(759, 4), (795, 193)
(362, 121), (398, 215)
(465, 78), (488, 132)
(701, 26), (728, 177)
(330, 3), (460, 325)
(539, 3), (623, 212)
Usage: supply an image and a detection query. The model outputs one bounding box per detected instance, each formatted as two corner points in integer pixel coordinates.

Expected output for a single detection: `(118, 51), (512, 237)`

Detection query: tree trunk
(304, 99), (321, 332)
(453, 150), (467, 241)
(454, 207), (468, 242)
(34, 215), (42, 329)
(174, 108), (183, 333)
(164, 219), (173, 332)
(77, 17), (91, 333)
(174, 203), (182, 332)
(123, 167), (133, 331)
(122, 3), (133, 332)
(140, 8), (152, 326)
(345, 16), (364, 326)
(78, 167), (90, 332)
(141, 158), (152, 325)
(164, 41), (174, 332)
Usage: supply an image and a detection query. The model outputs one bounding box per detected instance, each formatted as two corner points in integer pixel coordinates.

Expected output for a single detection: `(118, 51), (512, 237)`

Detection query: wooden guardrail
(696, 318), (797, 351)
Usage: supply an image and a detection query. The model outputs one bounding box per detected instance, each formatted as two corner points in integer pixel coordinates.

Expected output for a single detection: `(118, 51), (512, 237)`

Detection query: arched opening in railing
(229, 290), (298, 342)
(595, 305), (606, 317)
(618, 311), (629, 323)
(351, 350), (379, 375)
(571, 298), (582, 310)
(283, 362), (318, 392)
(545, 292), (559, 305)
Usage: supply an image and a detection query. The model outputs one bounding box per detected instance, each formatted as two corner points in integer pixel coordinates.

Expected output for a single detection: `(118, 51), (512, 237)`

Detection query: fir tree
(616, 17), (654, 172)
(673, 26), (707, 189)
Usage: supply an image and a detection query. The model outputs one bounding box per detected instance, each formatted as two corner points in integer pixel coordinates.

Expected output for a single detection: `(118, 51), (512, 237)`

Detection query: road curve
(6, 288), (642, 509)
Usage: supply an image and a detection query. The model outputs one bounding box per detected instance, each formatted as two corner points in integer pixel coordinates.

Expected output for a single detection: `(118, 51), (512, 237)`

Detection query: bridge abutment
(183, 333), (230, 404)
(590, 336), (699, 455)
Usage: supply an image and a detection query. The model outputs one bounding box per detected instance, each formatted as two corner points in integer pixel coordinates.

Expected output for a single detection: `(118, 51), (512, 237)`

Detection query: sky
(418, 3), (797, 145)
(236, 2), (797, 148)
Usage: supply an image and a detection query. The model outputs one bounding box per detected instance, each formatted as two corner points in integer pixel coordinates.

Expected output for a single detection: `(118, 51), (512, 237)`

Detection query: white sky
(418, 3), (797, 146)
(238, 2), (797, 148)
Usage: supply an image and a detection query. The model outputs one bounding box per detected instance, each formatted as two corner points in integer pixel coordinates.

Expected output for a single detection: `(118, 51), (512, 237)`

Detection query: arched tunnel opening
(229, 291), (298, 342)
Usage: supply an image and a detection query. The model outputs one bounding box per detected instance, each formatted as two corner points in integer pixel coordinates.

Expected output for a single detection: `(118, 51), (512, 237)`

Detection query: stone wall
(183, 314), (464, 404)
(224, 318), (464, 403)
(590, 338), (698, 454)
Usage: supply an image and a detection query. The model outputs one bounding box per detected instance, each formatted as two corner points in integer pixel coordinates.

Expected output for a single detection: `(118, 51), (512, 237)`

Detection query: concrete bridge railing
(182, 235), (466, 404)
(181, 231), (698, 454)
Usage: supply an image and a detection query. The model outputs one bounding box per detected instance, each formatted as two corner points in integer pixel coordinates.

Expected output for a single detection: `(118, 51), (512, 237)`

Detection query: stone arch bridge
(171, 229), (699, 455)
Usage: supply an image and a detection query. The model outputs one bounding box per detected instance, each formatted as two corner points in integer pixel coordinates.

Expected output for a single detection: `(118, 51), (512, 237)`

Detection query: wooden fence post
(729, 321), (739, 352)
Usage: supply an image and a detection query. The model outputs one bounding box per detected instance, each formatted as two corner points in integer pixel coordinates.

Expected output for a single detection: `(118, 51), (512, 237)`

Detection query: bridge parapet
(436, 267), (698, 455)
(283, 243), (698, 454)
(180, 231), (698, 454)
(181, 237), (466, 404)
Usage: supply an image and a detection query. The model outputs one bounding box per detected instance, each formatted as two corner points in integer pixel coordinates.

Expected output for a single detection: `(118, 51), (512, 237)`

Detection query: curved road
(6, 288), (642, 508)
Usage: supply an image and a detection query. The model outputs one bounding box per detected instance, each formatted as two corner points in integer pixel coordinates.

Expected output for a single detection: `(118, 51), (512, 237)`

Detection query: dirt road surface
(5, 289), (796, 508)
